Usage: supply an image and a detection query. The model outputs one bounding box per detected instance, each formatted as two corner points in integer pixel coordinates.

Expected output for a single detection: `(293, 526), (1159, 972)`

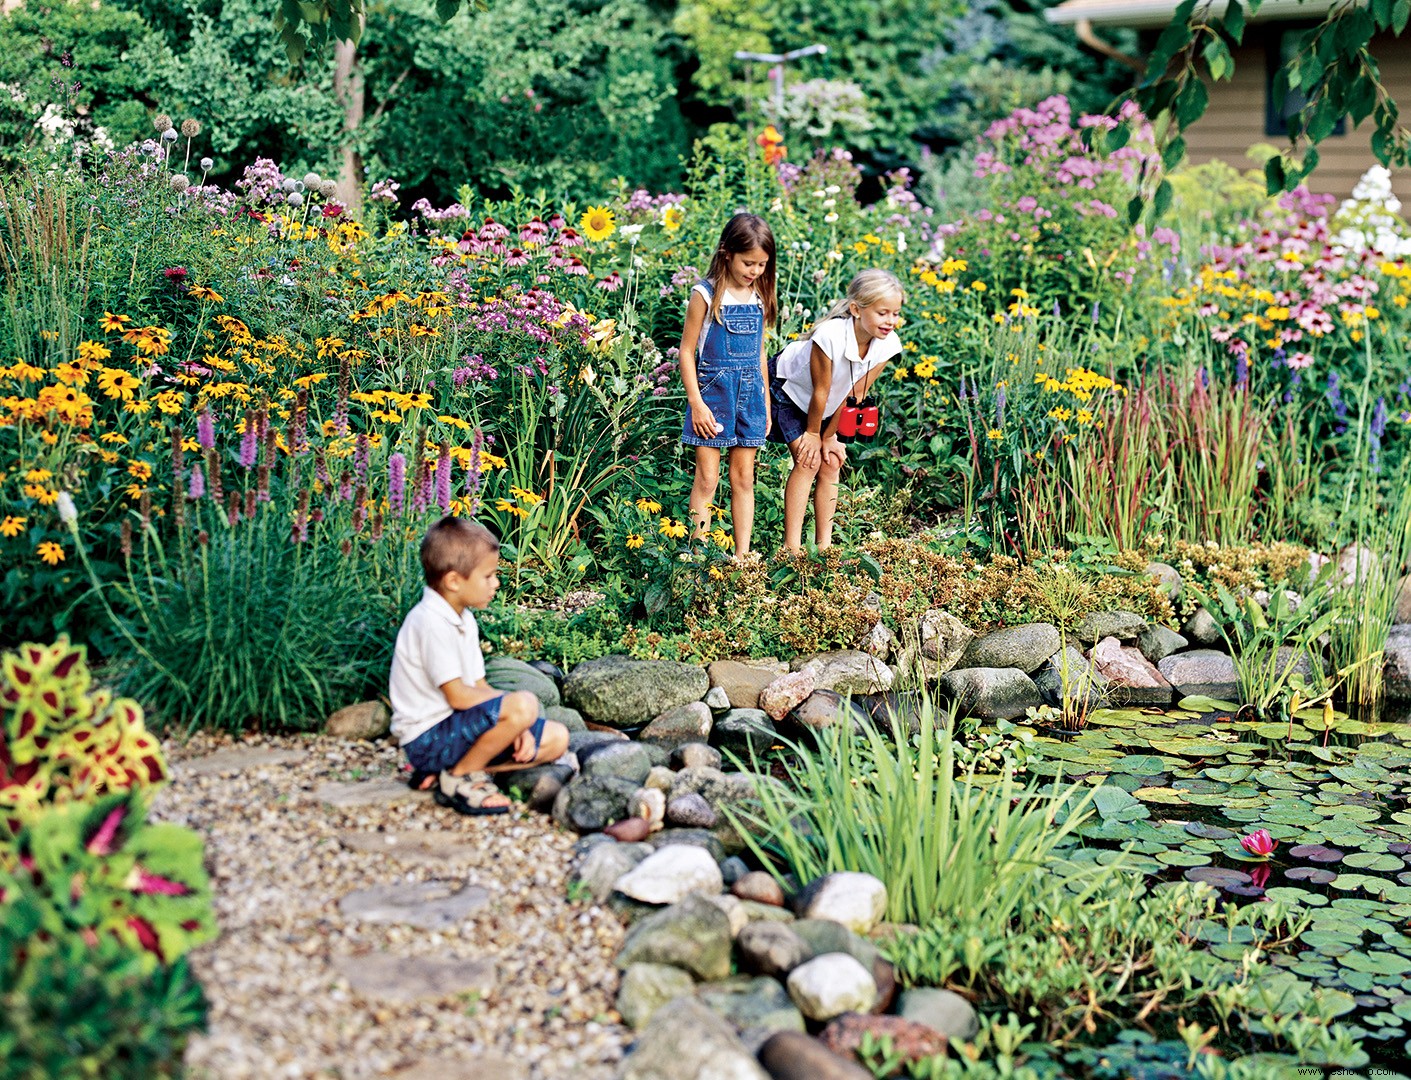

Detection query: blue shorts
(402, 695), (546, 774)
(683, 361), (768, 449)
(767, 354), (836, 446)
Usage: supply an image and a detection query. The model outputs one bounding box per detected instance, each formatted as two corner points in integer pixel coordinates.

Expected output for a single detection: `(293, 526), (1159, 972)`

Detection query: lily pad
(1178, 695), (1242, 713)
(1287, 867), (1338, 884)
(1185, 866), (1252, 889)
(1289, 844), (1346, 863)
(1345, 852), (1405, 872)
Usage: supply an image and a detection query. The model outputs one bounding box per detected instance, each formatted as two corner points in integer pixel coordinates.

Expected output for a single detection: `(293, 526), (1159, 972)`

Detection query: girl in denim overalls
(678, 213), (777, 558)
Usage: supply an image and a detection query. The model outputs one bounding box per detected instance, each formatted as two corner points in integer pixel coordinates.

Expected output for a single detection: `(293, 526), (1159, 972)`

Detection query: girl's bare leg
(783, 441), (820, 553)
(728, 447), (757, 556)
(814, 457), (842, 550)
(689, 446), (721, 539)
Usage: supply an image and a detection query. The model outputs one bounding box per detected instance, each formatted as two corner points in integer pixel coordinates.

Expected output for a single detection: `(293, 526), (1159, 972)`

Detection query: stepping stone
(315, 780), (423, 807)
(339, 880), (491, 929)
(389, 1054), (527, 1080)
(180, 747), (302, 775)
(331, 951), (497, 1004)
(338, 830), (483, 864)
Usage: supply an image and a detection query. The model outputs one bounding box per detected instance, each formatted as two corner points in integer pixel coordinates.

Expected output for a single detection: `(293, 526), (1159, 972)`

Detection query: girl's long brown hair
(703, 213), (777, 328)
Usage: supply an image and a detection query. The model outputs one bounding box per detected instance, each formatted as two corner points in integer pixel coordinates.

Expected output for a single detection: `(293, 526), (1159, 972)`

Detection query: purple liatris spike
(412, 455), (431, 514)
(197, 410), (215, 449)
(436, 443), (452, 511)
(187, 464), (205, 500)
(239, 411), (258, 469)
(354, 433), (370, 483)
(388, 452), (406, 517)
(1235, 352), (1248, 390)
(995, 385), (1006, 426)
(1371, 396), (1387, 439)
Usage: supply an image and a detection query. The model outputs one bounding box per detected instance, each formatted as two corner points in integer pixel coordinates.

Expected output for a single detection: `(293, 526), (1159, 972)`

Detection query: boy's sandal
(434, 771), (510, 817)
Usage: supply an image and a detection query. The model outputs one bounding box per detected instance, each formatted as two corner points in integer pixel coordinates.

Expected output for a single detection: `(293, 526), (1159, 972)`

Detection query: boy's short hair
(421, 516), (500, 588)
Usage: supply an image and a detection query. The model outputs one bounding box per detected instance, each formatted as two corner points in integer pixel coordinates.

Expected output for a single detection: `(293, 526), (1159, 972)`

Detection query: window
(1266, 28), (1346, 137)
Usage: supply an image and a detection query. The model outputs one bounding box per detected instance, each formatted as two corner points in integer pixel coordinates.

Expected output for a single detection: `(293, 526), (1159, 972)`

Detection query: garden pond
(1016, 695), (1411, 1071)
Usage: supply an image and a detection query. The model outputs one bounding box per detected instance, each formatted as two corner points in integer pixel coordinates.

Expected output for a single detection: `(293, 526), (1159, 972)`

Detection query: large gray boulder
(617, 996), (768, 1080)
(1032, 646), (1106, 711)
(789, 920), (880, 972)
(570, 840), (652, 902)
(735, 921), (814, 979)
(614, 845), (724, 905)
(580, 742), (653, 786)
(711, 709), (779, 760)
(551, 775), (641, 833)
(698, 976), (805, 1049)
(1181, 609), (1223, 647)
(959, 623), (1061, 672)
(616, 963), (695, 1031)
(544, 704), (587, 732)
(793, 690), (869, 733)
(1074, 610), (1148, 645)
(897, 987), (980, 1041)
(786, 954), (878, 1021)
(325, 700), (391, 740)
(564, 656), (709, 728)
(793, 872), (888, 934)
(485, 655), (561, 707)
(918, 609), (974, 672)
(938, 667), (1042, 720)
(617, 894), (734, 981)
(639, 701), (714, 750)
(1137, 625), (1188, 665)
(1157, 649), (1239, 701)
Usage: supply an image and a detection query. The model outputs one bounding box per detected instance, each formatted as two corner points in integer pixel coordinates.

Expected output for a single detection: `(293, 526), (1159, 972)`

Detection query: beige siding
(1182, 33), (1411, 205)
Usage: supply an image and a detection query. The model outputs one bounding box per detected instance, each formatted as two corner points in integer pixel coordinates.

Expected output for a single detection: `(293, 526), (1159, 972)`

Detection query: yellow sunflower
(580, 206), (616, 242)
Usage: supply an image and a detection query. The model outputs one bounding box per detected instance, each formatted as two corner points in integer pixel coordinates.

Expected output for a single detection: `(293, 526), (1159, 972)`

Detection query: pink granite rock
(758, 670), (815, 720)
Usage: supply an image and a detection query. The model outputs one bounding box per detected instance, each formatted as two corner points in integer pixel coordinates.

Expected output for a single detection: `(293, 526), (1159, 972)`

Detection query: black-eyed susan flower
(635, 496), (661, 514)
(98, 368), (140, 401)
(101, 311), (132, 332)
(36, 540), (64, 565)
(78, 340), (112, 364)
(0, 515), (26, 537)
(625, 533), (645, 549)
(659, 517), (686, 539)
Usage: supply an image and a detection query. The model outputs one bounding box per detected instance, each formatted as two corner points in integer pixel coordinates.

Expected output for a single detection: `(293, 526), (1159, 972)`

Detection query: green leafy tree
(0, 1), (163, 166)
(1117, 0), (1410, 216)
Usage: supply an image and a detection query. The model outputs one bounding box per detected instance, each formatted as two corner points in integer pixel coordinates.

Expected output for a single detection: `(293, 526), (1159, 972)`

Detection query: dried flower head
(169, 174), (191, 193)
(287, 192), (304, 207)
(152, 112), (172, 132)
(319, 179), (338, 198)
(199, 156), (213, 172)
(161, 127), (178, 142)
(181, 118), (202, 137)
(302, 172), (321, 189)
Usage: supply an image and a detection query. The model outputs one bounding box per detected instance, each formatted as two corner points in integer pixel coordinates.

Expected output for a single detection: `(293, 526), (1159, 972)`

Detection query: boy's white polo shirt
(775, 316), (901, 417)
(388, 586), (487, 746)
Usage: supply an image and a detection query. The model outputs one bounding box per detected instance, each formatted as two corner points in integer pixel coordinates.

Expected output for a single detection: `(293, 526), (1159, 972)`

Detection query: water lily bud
(57, 491), (77, 526)
(181, 118), (202, 137)
(169, 174), (191, 193)
(302, 172), (320, 189)
(152, 112), (172, 133)
(199, 156), (213, 172)
(161, 127), (178, 142)
(287, 192), (304, 207)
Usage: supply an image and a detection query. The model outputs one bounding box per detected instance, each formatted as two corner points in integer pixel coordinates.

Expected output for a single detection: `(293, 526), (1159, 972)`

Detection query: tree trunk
(333, 36), (365, 218)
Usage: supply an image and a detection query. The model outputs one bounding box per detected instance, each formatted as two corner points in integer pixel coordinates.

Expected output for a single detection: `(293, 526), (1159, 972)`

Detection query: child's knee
(500, 691), (538, 728)
(791, 458), (821, 480)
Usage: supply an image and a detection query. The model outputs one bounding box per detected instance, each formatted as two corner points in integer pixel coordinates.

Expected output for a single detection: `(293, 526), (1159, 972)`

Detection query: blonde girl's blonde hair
(805, 268), (905, 340)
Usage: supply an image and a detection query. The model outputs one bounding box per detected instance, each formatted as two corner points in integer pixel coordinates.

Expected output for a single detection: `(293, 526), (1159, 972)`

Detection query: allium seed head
(302, 172), (320, 188)
(319, 179), (338, 198)
(180, 118), (202, 137)
(287, 192), (304, 207)
(152, 113), (172, 132)
(199, 156), (213, 172)
(281, 178), (298, 193)
(161, 127), (177, 142)
(169, 174), (191, 193)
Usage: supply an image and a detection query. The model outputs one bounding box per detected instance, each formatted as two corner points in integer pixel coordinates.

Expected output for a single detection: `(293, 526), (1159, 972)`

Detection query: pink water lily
(1240, 829), (1278, 858)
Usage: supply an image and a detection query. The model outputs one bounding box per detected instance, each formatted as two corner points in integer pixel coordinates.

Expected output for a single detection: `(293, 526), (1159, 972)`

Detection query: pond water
(1021, 697), (1411, 1070)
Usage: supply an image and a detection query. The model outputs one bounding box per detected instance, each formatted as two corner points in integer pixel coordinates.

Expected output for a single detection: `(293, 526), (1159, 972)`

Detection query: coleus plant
(1, 637), (167, 830)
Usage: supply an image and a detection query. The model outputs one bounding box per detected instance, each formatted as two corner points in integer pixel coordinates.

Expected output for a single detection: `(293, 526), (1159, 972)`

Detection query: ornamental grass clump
(729, 695), (1109, 927)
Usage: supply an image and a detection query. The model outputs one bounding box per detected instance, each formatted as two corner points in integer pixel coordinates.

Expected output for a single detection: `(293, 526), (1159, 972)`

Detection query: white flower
(897, 232), (907, 253)
(827, 249), (843, 261)
(825, 184), (840, 194)
(824, 213), (839, 224)
(812, 189), (826, 198)
(57, 492), (77, 526)
(619, 223), (646, 237)
(770, 198), (783, 213)
(822, 199), (836, 209)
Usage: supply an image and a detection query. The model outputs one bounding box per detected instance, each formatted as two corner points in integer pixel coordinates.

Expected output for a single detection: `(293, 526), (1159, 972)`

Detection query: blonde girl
(767, 268), (905, 552)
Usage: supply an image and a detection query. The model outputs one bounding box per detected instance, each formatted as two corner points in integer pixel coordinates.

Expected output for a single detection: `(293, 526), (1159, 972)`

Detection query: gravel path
(153, 733), (630, 1079)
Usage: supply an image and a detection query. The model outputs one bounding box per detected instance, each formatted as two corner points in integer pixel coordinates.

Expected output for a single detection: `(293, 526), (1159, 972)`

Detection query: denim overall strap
(696, 280), (763, 368)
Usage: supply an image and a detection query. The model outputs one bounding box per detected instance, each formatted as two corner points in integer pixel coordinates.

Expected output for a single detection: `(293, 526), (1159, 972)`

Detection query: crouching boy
(389, 516), (569, 816)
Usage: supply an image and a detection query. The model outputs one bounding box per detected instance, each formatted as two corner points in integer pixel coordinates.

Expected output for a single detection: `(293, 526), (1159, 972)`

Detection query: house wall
(1178, 29), (1411, 205)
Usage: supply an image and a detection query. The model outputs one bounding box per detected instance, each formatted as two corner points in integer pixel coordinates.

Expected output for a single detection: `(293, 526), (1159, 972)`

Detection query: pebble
(732, 871), (786, 907)
(152, 732), (628, 1079)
